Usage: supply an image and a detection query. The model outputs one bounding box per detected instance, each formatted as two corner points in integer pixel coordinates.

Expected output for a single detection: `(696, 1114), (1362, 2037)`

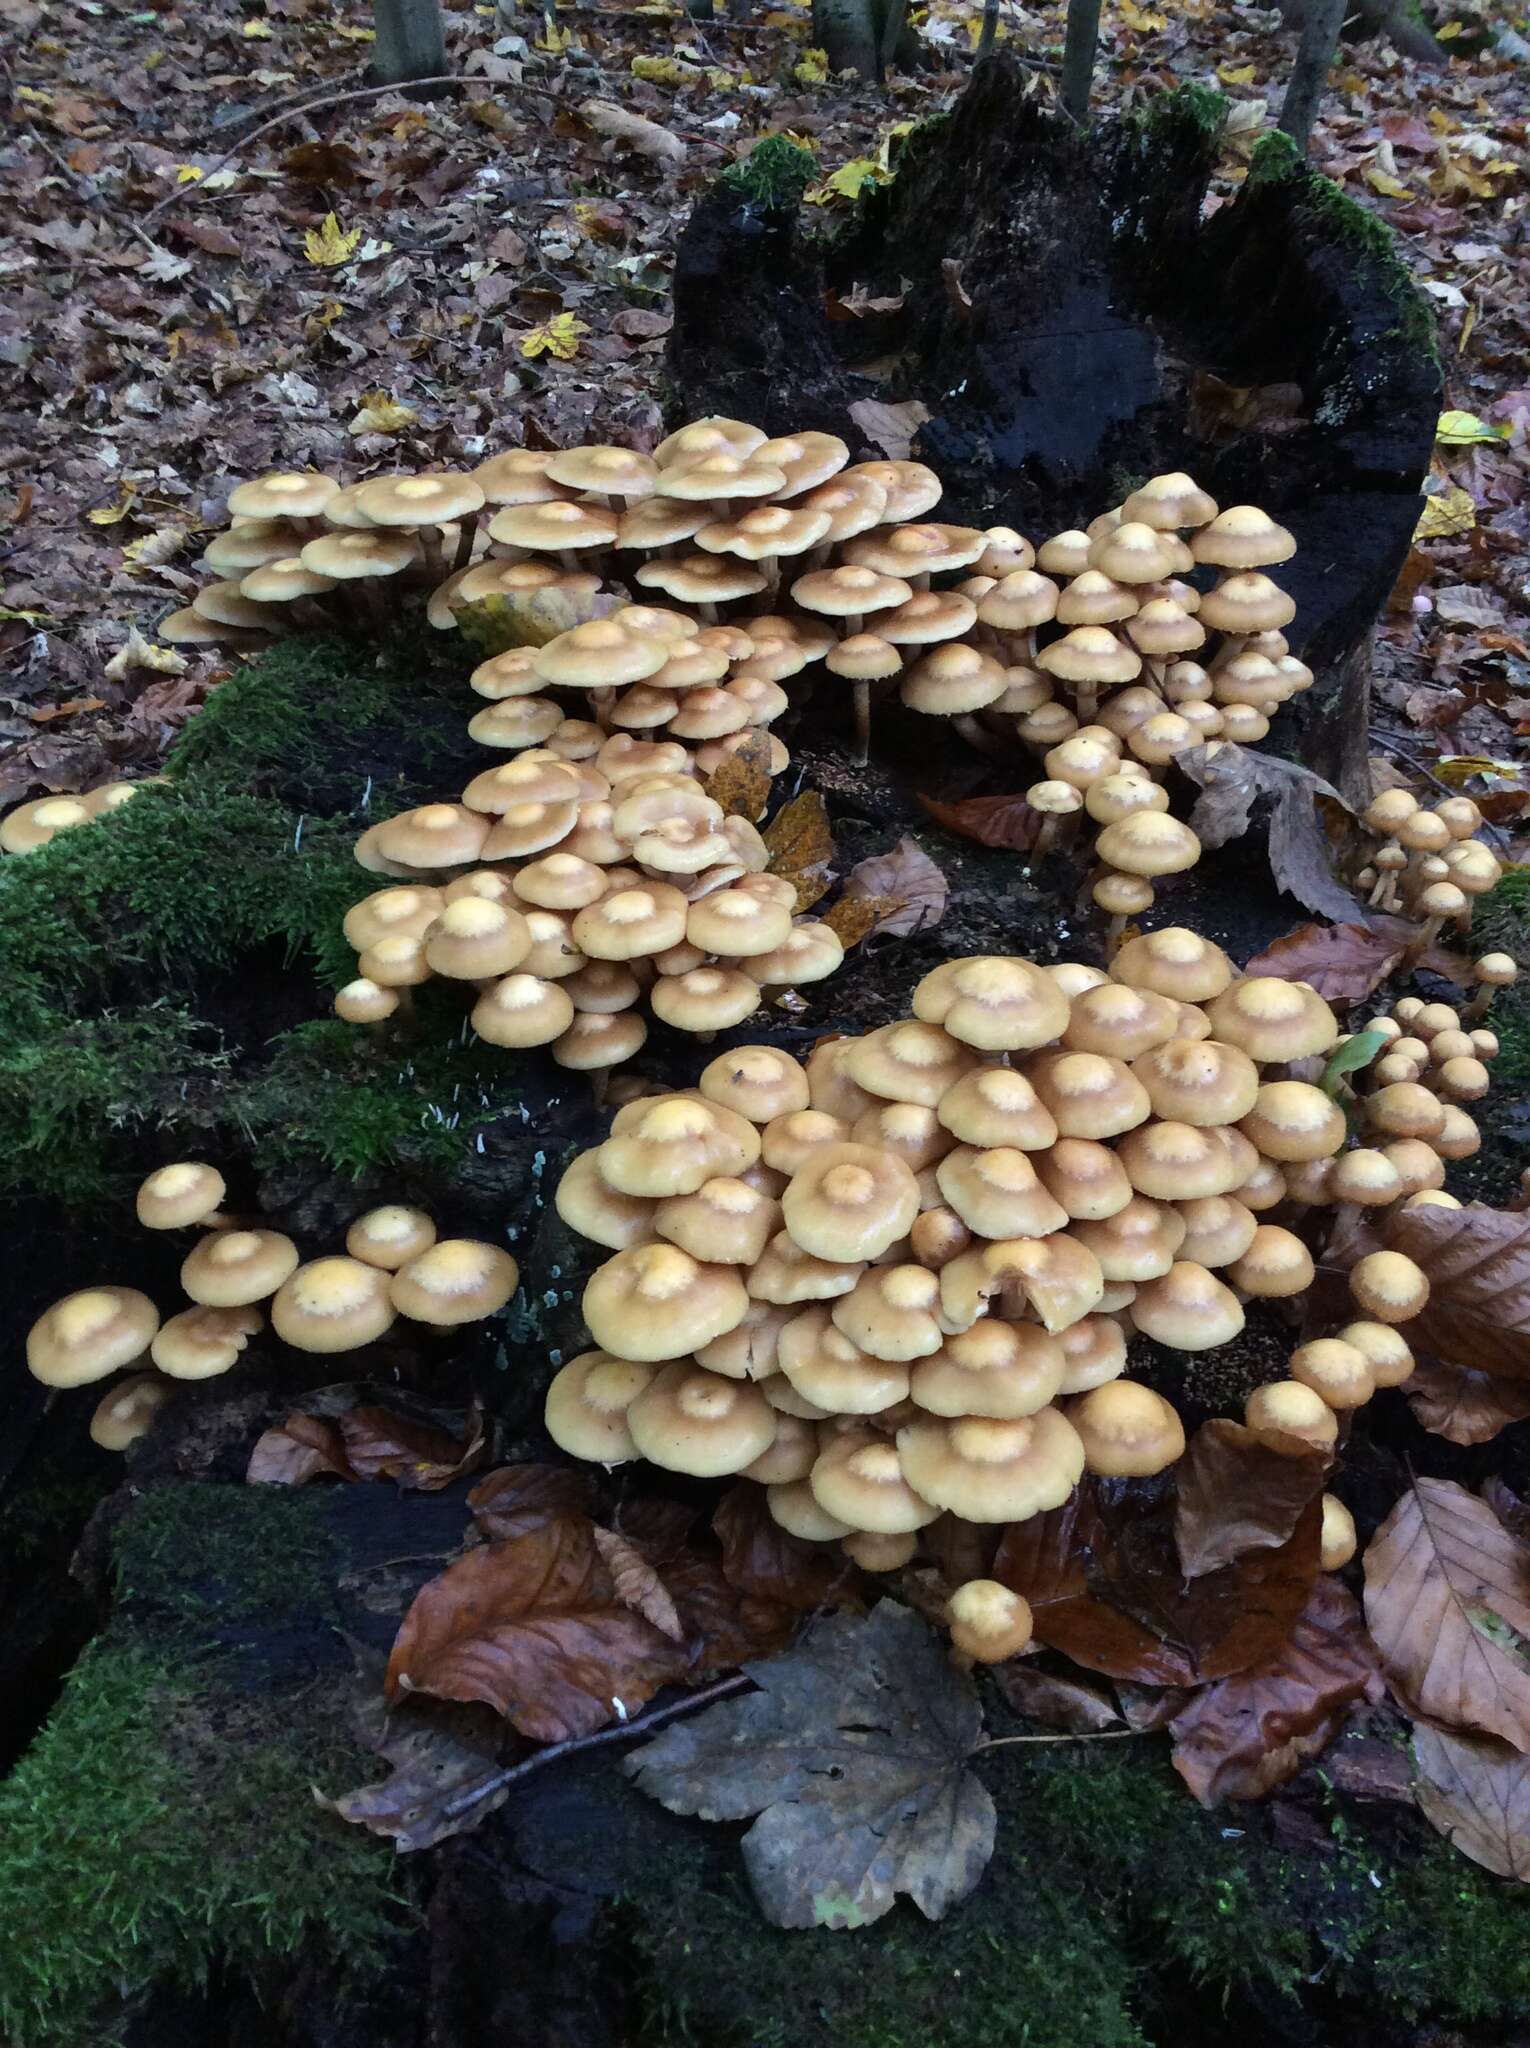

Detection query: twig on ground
(974, 1728), (1149, 1753)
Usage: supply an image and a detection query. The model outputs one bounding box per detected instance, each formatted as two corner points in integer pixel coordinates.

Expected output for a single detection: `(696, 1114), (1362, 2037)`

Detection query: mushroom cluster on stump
(0, 778), (162, 857)
(24, 1167), (519, 1452)
(1354, 787), (1505, 956)
(541, 944), (1447, 1659)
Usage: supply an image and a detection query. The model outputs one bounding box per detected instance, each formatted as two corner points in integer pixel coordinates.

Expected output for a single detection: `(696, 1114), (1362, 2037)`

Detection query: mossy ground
(0, 1483), (401, 2048)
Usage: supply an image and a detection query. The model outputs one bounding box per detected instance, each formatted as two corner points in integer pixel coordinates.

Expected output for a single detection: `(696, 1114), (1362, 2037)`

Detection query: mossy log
(669, 62), (1442, 800)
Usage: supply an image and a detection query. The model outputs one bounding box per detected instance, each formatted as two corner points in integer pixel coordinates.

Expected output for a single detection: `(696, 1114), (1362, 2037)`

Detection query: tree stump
(669, 63), (1441, 798)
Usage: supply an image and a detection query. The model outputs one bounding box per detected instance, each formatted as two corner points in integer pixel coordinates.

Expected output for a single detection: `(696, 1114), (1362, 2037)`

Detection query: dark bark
(1061, 0), (1102, 118)
(668, 58), (1441, 796)
(812, 0), (880, 76)
(976, 0), (999, 60)
(371, 0), (447, 86)
(1279, 0), (1446, 64)
(1279, 0), (1346, 155)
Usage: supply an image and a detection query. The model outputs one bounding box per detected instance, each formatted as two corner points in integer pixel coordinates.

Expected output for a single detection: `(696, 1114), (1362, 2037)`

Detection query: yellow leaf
(242, 18), (273, 36)
(1365, 167), (1412, 198)
(632, 54), (688, 82)
(806, 156), (890, 205)
(1435, 756), (1526, 786)
(304, 213), (363, 267)
(1436, 19), (1461, 34)
(1120, 0), (1168, 28)
(87, 484), (136, 526)
(175, 163), (204, 184)
(1218, 62), (1256, 84)
(330, 20), (376, 36)
(1427, 107), (1454, 133)
(306, 298), (345, 335)
(349, 391), (419, 435)
(535, 19), (576, 49)
(706, 65), (736, 87)
(1414, 485), (1476, 541)
(1459, 300), (1477, 354)
(1436, 409), (1508, 446)
(794, 45), (828, 81)
(518, 311), (590, 361)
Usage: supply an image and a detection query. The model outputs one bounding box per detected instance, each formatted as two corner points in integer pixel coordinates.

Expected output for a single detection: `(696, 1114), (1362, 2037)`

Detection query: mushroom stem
(1033, 812), (1080, 858)
(358, 581), (390, 637)
(852, 681), (873, 764)
(1465, 984), (1496, 1023)
(417, 527), (445, 580)
(591, 685), (617, 733)
(1105, 912), (1130, 957)
(951, 713), (1009, 758)
(1402, 914), (1447, 967)
(1367, 870), (1393, 910)
(1074, 679), (1100, 724)
(452, 511), (480, 575)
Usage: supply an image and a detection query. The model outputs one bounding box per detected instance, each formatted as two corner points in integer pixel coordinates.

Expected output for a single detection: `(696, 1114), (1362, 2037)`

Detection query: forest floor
(2, 0), (1529, 808)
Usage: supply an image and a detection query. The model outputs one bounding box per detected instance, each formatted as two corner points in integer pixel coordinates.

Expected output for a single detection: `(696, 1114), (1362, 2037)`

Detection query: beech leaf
(625, 1602), (995, 1929)
(1363, 1478), (1530, 1751)
(246, 1411), (356, 1487)
(1405, 1356), (1530, 1445)
(385, 1515), (688, 1743)
(713, 1482), (854, 1613)
(847, 397), (930, 462)
(838, 835), (949, 938)
(1413, 1724), (1530, 1880)
(1243, 916), (1473, 998)
(336, 1402), (486, 1491)
(593, 1526), (685, 1642)
(1179, 744), (1363, 921)
(468, 1463), (596, 1539)
(1383, 1207), (1530, 1381)
(763, 789), (835, 912)
(1168, 1576), (1378, 1805)
(1174, 1419), (1330, 1579)
(917, 790), (1043, 852)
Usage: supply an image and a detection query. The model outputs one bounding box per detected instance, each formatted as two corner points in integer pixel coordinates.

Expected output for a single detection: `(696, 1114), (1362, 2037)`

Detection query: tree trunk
(813, 0), (880, 75)
(1279, 0), (1346, 156)
(372, 0), (447, 85)
(976, 0), (999, 59)
(1061, 0), (1102, 118)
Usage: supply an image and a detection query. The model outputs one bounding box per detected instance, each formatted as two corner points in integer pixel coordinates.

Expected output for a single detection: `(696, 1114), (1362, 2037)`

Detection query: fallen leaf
(1435, 584), (1505, 629)
(917, 790), (1043, 852)
(1241, 916), (1472, 999)
(712, 1481), (852, 1612)
(454, 586), (620, 656)
(580, 98), (687, 166)
(593, 1526), (685, 1642)
(30, 696), (105, 723)
(1413, 1725), (1530, 1879)
(1436, 408), (1511, 445)
(326, 1696), (512, 1853)
(991, 1663), (1126, 1733)
(1364, 1478), (1530, 1750)
(336, 1403), (487, 1491)
(701, 732), (773, 820)
(1405, 1357), (1530, 1445)
(763, 789), (835, 912)
(385, 1515), (688, 1742)
(625, 1601), (995, 1928)
(847, 397), (930, 462)
(1180, 744), (1363, 922)
(838, 836), (948, 938)
(617, 1498), (798, 1676)
(519, 312), (590, 362)
(820, 896), (882, 948)
(1322, 1026), (1391, 1093)
(303, 213), (362, 267)
(1415, 485), (1477, 541)
(1174, 1420), (1329, 1579)
(103, 628), (188, 683)
(247, 1411), (356, 1486)
(1383, 1207), (1530, 1381)
(1168, 1576), (1378, 1804)
(348, 391), (418, 436)
(996, 1481), (1323, 1686)
(467, 1463), (595, 1539)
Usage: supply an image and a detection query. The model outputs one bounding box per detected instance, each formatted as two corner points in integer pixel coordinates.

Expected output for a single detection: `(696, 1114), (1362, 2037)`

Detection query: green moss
(1299, 170), (1437, 360)
(1142, 79), (1228, 146)
(113, 1481), (340, 1630)
(722, 133), (818, 209)
(1246, 127), (1304, 191)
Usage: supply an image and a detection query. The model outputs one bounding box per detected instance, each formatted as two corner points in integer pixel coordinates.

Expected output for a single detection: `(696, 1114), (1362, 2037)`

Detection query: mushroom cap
(1056, 1314), (1128, 1394)
(1132, 1037), (1260, 1126)
(935, 1145), (1069, 1240)
(1239, 1080), (1347, 1163)
(1329, 1148), (1404, 1208)
(1290, 1337), (1374, 1410)
(879, 589), (979, 646)
(228, 470), (338, 520)
(748, 1228), (864, 1305)
(1174, 1194), (1258, 1269)
(626, 1361), (776, 1475)
(650, 968), (762, 1035)
(488, 498), (620, 552)
(809, 1433), (939, 1534)
(1121, 472), (1219, 531)
(375, 803), (490, 869)
(182, 1228), (299, 1307)
(655, 1175), (780, 1267)
(335, 979), (400, 1025)
(761, 1108), (853, 1176)
(1225, 1224), (1314, 1298)
(782, 1142), (921, 1262)
(1197, 571), (1297, 635)
(842, 459), (942, 522)
(1110, 927), (1234, 1001)
(937, 1066), (1058, 1151)
(544, 444), (659, 499)
(1095, 812), (1201, 878)
(1071, 1194), (1186, 1282)
(910, 1318), (1065, 1419)
(636, 553), (769, 606)
(1062, 982), (1178, 1060)
(600, 1095), (759, 1196)
(1348, 1249), (1429, 1324)
(346, 1205), (439, 1271)
(1089, 522), (1183, 584)
(741, 1410), (822, 1485)
(699, 1043), (809, 1123)
(204, 517), (311, 572)
(806, 1037), (880, 1123)
(343, 885), (445, 952)
(1070, 1380), (1185, 1476)
(535, 617), (669, 689)
(696, 502), (833, 561)
(654, 416), (768, 469)
(298, 529), (419, 580)
(424, 898), (532, 980)
(150, 1303), (262, 1380)
(846, 1020), (978, 1107)
(471, 973), (577, 1047)
(1115, 1120), (1244, 1200)
(1029, 1052), (1152, 1141)
(1036, 625), (1141, 685)
(947, 1580), (1034, 1662)
(831, 1264), (945, 1361)
(778, 1305), (912, 1414)
(89, 1371), (175, 1449)
(913, 955), (1070, 1052)
(1191, 505), (1297, 568)
(271, 1257), (396, 1352)
(556, 1147), (658, 1252)
(1337, 1319), (1415, 1388)
(897, 1409), (1085, 1522)
(977, 569), (1060, 631)
(1056, 569), (1138, 627)
(585, 1243), (749, 1358)
(472, 447), (559, 506)
(390, 1239), (518, 1324)
(0, 795), (98, 853)
(685, 887), (794, 959)
(850, 1100), (953, 1173)
(1207, 978), (1338, 1062)
(574, 884), (690, 961)
(1320, 1493), (1358, 1570)
(742, 922), (846, 988)
(1130, 1261), (1244, 1349)
(1244, 1379), (1339, 1454)
(28, 1286), (160, 1387)
(544, 1350), (658, 1463)
(1364, 1082), (1446, 1142)
(353, 472), (485, 527)
(136, 1161), (227, 1231)
(1036, 1137), (1133, 1220)
(900, 643), (1008, 715)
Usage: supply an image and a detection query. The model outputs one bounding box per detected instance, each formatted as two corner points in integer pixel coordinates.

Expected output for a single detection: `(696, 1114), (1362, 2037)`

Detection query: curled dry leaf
(1363, 1477), (1530, 1752)
(1384, 1207), (1530, 1382)
(1180, 744), (1363, 923)
(326, 1697), (512, 1854)
(385, 1514), (688, 1743)
(468, 1462), (595, 1539)
(1174, 1419), (1329, 1579)
(992, 1662), (1126, 1734)
(1242, 915), (1473, 997)
(580, 98), (688, 167)
(103, 627), (188, 683)
(763, 789), (835, 912)
(337, 1401), (487, 1491)
(996, 1480), (1323, 1686)
(917, 790), (1043, 852)
(626, 1601), (995, 1930)
(593, 1526), (685, 1643)
(712, 1482), (855, 1614)
(1405, 1356), (1530, 1445)
(838, 835), (949, 939)
(1167, 1576), (1379, 1806)
(847, 397), (931, 463)
(1413, 1724), (1530, 1880)
(247, 1411), (355, 1487)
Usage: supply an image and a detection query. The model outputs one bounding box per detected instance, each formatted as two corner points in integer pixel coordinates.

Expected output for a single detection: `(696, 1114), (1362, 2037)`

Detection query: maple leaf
(1415, 483), (1478, 541)
(807, 157), (891, 205)
(519, 312), (590, 362)
(305, 213), (363, 268)
(626, 1602), (995, 1929)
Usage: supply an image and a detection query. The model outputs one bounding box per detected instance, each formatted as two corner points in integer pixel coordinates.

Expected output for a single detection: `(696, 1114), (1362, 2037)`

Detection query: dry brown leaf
(1243, 915), (1473, 996)
(336, 1402), (487, 1492)
(838, 835), (949, 938)
(702, 735), (773, 820)
(1363, 1478), (1530, 1750)
(1168, 1576), (1378, 1805)
(593, 1525), (685, 1642)
(1383, 1207), (1530, 1381)
(1180, 744), (1363, 922)
(1405, 1356), (1530, 1445)
(847, 397), (930, 462)
(820, 895), (883, 948)
(580, 98), (687, 166)
(917, 790), (1043, 852)
(1413, 1724), (1530, 1879)
(246, 1411), (356, 1487)
(1174, 1419), (1330, 1579)
(713, 1482), (854, 1614)
(991, 1663), (1126, 1733)
(763, 789), (835, 911)
(467, 1462), (595, 1540)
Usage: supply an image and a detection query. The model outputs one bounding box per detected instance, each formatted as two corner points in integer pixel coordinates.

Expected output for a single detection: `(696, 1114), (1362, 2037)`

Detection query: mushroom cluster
(334, 738), (847, 1073)
(0, 779), (158, 857)
(1355, 788), (1505, 951)
(26, 1162), (518, 1451)
(1343, 988), (1501, 1126)
(540, 943), (1440, 1649)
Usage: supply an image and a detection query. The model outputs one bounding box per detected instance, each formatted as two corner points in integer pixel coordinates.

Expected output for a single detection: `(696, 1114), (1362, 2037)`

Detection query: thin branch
(973, 1728), (1148, 1753)
(436, 1671), (752, 1820)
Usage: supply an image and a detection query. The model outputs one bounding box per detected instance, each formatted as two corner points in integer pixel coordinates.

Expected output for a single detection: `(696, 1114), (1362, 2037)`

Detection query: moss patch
(113, 1480), (340, 1630)
(722, 133), (818, 210)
